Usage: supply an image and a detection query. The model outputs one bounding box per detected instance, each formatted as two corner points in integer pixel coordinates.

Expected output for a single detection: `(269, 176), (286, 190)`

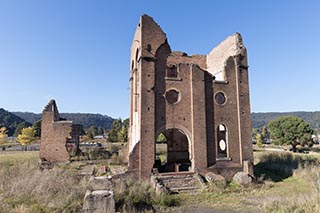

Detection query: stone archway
(155, 128), (191, 173)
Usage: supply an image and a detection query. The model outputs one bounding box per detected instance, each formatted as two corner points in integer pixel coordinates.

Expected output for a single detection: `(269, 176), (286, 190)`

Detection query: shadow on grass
(254, 152), (318, 182)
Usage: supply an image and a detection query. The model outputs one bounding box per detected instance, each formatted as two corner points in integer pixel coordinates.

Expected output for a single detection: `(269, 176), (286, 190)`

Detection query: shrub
(114, 179), (178, 212)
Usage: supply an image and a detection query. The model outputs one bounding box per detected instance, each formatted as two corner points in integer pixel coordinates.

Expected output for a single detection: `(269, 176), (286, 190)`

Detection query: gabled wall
(40, 100), (80, 162)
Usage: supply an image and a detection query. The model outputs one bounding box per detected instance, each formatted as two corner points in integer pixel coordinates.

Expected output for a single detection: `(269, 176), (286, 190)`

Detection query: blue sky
(0, 0), (319, 118)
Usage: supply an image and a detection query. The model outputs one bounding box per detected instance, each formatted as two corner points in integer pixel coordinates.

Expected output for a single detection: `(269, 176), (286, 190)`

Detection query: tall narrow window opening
(217, 124), (228, 158)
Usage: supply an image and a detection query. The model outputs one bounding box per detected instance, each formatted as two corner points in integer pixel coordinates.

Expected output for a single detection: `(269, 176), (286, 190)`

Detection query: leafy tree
(107, 118), (129, 142)
(255, 133), (263, 148)
(252, 128), (260, 139)
(122, 118), (129, 129)
(0, 127), (8, 144)
(260, 125), (269, 142)
(85, 126), (105, 138)
(107, 119), (122, 142)
(32, 120), (42, 137)
(268, 116), (314, 152)
(97, 127), (104, 135)
(14, 121), (28, 137)
(118, 125), (128, 142)
(17, 127), (36, 149)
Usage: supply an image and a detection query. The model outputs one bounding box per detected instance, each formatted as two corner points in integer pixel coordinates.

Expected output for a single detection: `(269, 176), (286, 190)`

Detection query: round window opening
(165, 89), (180, 104)
(215, 92), (226, 105)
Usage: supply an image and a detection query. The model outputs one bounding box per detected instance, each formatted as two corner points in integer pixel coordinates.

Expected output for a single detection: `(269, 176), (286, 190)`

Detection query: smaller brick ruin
(40, 99), (81, 162)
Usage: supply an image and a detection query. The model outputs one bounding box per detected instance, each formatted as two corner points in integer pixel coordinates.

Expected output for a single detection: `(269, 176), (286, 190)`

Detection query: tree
(32, 120), (42, 138)
(260, 125), (269, 142)
(13, 122), (28, 137)
(255, 133), (263, 148)
(17, 127), (36, 150)
(252, 128), (260, 138)
(118, 125), (128, 142)
(268, 116), (314, 152)
(0, 127), (8, 144)
(107, 119), (122, 142)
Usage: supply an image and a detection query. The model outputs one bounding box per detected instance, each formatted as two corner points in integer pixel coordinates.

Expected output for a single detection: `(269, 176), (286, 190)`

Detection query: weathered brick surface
(40, 100), (80, 162)
(128, 15), (253, 181)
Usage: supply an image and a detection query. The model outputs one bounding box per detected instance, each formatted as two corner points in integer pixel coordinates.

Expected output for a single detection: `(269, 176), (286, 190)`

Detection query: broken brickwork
(128, 15), (253, 180)
(40, 100), (81, 162)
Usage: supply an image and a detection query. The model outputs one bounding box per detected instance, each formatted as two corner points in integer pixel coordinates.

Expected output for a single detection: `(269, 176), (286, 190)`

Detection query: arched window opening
(217, 124), (228, 159)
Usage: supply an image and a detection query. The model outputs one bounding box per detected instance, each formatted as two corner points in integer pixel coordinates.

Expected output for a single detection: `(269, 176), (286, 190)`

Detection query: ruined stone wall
(213, 57), (241, 165)
(167, 52), (207, 70)
(207, 33), (245, 80)
(40, 100), (79, 163)
(128, 15), (169, 180)
(128, 14), (253, 180)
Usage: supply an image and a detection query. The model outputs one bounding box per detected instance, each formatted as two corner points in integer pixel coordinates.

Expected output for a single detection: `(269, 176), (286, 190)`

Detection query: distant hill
(0, 108), (31, 136)
(251, 111), (320, 129)
(12, 112), (41, 124)
(9, 110), (320, 133)
(12, 112), (115, 130)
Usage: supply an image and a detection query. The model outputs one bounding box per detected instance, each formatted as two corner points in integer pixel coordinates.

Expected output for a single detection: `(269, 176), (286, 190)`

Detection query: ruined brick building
(128, 15), (253, 180)
(40, 100), (81, 162)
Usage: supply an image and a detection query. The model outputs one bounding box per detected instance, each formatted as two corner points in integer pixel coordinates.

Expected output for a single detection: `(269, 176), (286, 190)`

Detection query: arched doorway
(155, 128), (191, 173)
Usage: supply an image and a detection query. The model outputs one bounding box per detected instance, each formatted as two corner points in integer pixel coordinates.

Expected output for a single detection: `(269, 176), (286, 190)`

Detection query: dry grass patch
(0, 151), (39, 163)
(0, 157), (88, 213)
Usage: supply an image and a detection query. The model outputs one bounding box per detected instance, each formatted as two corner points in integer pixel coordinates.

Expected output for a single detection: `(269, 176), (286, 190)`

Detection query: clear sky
(0, 0), (319, 119)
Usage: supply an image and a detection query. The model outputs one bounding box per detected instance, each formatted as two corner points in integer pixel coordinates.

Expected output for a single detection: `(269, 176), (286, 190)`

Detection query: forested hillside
(13, 112), (114, 130)
(251, 112), (320, 128)
(0, 109), (31, 136)
(5, 110), (320, 136)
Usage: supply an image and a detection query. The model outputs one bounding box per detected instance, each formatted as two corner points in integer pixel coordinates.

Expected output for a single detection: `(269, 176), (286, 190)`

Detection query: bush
(114, 179), (178, 212)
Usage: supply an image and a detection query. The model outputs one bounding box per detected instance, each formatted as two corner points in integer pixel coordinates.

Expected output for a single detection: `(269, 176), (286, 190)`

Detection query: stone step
(153, 173), (205, 194)
(170, 186), (202, 194)
(160, 180), (198, 188)
(157, 175), (196, 180)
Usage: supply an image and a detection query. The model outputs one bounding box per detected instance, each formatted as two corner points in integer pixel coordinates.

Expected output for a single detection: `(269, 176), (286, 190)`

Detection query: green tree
(107, 119), (122, 142)
(97, 127), (104, 135)
(13, 122), (28, 137)
(118, 125), (128, 142)
(268, 116), (314, 152)
(122, 118), (129, 129)
(32, 120), (41, 138)
(0, 127), (8, 144)
(252, 128), (260, 139)
(255, 133), (263, 148)
(16, 127), (36, 150)
(260, 125), (269, 142)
